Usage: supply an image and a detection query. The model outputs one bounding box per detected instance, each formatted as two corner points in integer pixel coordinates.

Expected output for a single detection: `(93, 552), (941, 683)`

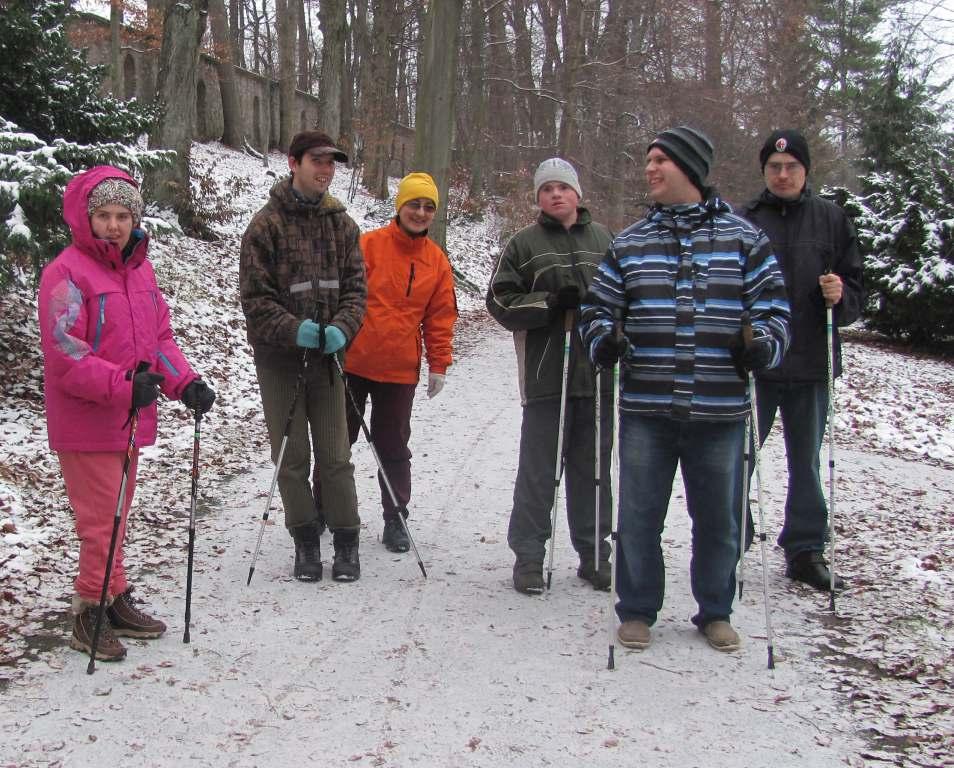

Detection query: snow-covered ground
(1, 143), (952, 767)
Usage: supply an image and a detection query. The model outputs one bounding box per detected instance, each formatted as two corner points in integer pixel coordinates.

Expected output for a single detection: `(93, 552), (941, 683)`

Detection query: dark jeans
(345, 373), (417, 519)
(616, 414), (742, 628)
(508, 396), (612, 566)
(750, 380), (830, 559)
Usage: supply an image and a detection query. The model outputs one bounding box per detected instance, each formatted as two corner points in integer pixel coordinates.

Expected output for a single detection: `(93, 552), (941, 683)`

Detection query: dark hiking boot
(107, 589), (167, 638)
(382, 516), (410, 553)
(292, 524), (323, 581)
(70, 604), (126, 661)
(786, 550), (845, 592)
(513, 560), (545, 595)
(577, 559), (612, 591)
(332, 529), (361, 581)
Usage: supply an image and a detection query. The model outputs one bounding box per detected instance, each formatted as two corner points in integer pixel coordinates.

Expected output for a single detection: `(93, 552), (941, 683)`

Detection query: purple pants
(345, 373), (417, 519)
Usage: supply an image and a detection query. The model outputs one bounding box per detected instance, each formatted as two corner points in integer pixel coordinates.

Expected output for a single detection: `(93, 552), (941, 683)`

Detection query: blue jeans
(753, 381), (829, 559)
(616, 414), (743, 628)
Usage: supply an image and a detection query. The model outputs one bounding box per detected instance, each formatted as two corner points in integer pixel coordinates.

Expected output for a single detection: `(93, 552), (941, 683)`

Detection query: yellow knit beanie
(395, 172), (439, 213)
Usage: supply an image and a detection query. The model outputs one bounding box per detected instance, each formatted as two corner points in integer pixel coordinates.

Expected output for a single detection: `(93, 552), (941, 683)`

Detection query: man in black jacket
(743, 129), (864, 592)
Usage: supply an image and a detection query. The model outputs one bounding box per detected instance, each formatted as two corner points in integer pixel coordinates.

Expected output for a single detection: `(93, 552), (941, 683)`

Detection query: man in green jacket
(240, 130), (366, 583)
(486, 158), (613, 594)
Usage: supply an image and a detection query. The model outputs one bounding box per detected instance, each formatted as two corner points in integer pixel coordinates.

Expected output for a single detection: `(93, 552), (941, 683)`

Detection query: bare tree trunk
(110, 0), (123, 97)
(414, 0), (462, 250)
(297, 0), (310, 91)
(229, 0), (245, 67)
(359, 0), (398, 199)
(557, 0), (584, 160)
(144, 0), (209, 232)
(276, 0), (298, 151)
(318, 0), (347, 140)
(464, 0), (487, 198)
(208, 0), (244, 146)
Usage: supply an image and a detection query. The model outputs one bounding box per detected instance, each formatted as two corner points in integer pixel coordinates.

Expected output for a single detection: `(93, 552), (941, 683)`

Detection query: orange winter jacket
(345, 219), (457, 384)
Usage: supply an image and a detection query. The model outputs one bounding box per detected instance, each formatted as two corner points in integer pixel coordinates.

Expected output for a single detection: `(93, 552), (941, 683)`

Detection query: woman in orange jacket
(344, 172), (457, 552)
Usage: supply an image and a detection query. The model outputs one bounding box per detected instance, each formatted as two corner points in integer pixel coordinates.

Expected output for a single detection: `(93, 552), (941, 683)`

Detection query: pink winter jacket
(38, 166), (197, 452)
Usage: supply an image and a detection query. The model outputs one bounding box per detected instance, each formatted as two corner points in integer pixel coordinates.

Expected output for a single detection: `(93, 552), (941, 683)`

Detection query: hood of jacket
(62, 165), (147, 271)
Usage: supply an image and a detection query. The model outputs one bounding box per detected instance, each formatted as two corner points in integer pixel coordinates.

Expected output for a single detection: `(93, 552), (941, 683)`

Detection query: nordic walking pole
(545, 310), (574, 590)
(333, 354), (427, 579)
(825, 300), (837, 612)
(183, 408), (201, 643)
(247, 337), (317, 585)
(88, 360), (150, 674)
(742, 314), (776, 670)
(737, 414), (752, 599)
(607, 310), (624, 670)
(592, 365), (602, 585)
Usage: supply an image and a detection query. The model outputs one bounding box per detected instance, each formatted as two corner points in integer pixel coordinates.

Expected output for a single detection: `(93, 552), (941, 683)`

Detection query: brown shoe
(702, 620), (740, 652)
(70, 605), (127, 661)
(617, 619), (651, 649)
(107, 589), (167, 638)
(513, 561), (545, 595)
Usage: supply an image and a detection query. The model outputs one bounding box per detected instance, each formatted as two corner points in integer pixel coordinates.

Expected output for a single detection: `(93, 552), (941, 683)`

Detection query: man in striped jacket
(580, 126), (791, 653)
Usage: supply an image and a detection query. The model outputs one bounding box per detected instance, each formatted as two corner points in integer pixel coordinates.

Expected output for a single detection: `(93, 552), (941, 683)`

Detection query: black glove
(132, 371), (165, 410)
(546, 285), (581, 310)
(181, 379), (216, 414)
(728, 332), (773, 379)
(592, 333), (629, 368)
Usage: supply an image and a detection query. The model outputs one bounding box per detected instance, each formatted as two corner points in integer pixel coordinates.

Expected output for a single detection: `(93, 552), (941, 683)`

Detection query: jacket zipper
(406, 262), (416, 297)
(92, 295), (106, 352)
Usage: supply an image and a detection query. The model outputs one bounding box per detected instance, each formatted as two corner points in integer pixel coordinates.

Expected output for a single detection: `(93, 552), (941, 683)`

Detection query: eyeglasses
(765, 161), (803, 175)
(404, 201), (437, 213)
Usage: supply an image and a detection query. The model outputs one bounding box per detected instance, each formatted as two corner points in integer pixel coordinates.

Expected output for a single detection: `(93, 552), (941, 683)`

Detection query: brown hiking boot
(702, 620), (740, 652)
(617, 619), (651, 650)
(70, 604), (127, 661)
(107, 589), (167, 638)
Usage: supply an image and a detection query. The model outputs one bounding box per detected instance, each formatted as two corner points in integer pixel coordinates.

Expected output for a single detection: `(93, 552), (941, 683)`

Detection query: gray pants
(256, 357), (359, 532)
(508, 396), (612, 565)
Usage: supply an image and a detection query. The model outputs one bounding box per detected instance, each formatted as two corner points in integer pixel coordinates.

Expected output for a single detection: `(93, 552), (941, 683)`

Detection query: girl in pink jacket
(38, 166), (216, 662)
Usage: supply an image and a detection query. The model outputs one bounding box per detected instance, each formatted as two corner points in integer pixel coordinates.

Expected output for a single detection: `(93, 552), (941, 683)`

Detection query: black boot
(382, 516), (410, 553)
(332, 529), (360, 582)
(291, 524), (322, 581)
(786, 550), (844, 592)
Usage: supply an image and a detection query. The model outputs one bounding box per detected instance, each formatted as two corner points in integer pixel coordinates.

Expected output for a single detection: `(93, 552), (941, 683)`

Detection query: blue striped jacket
(580, 198), (791, 421)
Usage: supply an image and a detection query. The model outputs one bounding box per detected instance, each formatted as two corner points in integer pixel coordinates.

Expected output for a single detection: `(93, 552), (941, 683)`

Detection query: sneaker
(291, 524), (323, 581)
(617, 619), (651, 650)
(382, 516), (411, 553)
(512, 560), (545, 595)
(786, 550), (845, 592)
(70, 604), (127, 661)
(332, 529), (361, 581)
(702, 620), (740, 652)
(577, 559), (612, 591)
(107, 589), (167, 638)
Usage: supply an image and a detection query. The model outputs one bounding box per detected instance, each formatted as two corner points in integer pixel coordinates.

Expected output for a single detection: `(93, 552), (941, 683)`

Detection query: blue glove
(322, 325), (346, 354)
(296, 320), (346, 354)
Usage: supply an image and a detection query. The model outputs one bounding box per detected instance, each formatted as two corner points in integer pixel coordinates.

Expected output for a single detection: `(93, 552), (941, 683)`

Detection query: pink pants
(58, 450), (139, 602)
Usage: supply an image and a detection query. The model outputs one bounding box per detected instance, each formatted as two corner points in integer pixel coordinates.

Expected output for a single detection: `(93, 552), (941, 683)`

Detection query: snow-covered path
(1, 315), (912, 768)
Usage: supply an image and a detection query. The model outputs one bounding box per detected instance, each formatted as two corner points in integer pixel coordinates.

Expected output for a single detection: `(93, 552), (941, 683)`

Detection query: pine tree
(0, 0), (157, 143)
(834, 36), (954, 344)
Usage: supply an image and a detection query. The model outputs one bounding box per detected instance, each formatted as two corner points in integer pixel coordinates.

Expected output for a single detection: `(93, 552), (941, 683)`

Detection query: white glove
(427, 372), (446, 399)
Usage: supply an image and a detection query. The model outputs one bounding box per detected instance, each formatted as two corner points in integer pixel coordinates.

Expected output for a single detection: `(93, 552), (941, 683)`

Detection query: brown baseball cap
(288, 130), (348, 163)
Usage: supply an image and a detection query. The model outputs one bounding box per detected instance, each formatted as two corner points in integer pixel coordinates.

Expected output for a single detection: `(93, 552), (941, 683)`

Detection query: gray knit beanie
(533, 157), (582, 200)
(87, 178), (144, 224)
(648, 126), (714, 195)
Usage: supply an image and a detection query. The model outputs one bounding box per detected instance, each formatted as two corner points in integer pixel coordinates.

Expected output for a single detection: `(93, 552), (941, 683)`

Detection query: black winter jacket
(742, 187), (863, 382)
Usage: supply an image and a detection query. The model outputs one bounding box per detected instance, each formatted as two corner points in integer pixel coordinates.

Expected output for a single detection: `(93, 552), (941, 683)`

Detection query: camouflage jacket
(240, 178), (367, 367)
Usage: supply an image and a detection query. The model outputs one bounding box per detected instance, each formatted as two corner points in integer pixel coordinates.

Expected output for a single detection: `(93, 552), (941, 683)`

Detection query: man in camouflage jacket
(240, 130), (366, 583)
